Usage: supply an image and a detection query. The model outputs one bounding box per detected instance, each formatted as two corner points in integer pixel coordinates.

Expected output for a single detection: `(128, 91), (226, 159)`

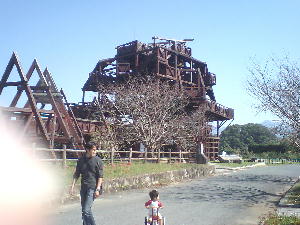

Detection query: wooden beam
(0, 52), (19, 94)
(4, 81), (23, 86)
(13, 56), (50, 141)
(0, 106), (54, 114)
(11, 59), (45, 107)
(21, 113), (34, 137)
(46, 88), (72, 139)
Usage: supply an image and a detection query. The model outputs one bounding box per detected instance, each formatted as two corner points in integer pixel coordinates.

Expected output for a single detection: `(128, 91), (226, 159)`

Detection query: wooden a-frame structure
(0, 52), (84, 150)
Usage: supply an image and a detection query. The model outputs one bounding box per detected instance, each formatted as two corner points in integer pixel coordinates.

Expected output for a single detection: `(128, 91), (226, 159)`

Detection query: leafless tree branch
(247, 56), (300, 146)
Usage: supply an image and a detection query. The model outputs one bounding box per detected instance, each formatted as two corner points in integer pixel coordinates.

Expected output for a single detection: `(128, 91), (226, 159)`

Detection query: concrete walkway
(213, 162), (300, 218)
(48, 164), (300, 225)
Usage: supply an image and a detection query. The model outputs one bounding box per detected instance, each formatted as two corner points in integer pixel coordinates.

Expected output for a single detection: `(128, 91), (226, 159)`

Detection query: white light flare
(0, 116), (57, 225)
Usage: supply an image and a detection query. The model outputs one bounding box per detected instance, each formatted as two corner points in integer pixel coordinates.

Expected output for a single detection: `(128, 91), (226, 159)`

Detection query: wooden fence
(259, 158), (300, 164)
(33, 145), (196, 167)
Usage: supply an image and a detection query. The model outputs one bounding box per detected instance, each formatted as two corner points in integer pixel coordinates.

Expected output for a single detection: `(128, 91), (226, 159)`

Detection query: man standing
(70, 142), (103, 225)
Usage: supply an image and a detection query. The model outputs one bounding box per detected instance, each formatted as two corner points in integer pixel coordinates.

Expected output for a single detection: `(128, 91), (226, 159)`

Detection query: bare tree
(247, 56), (300, 146)
(88, 97), (133, 161)
(172, 108), (207, 152)
(96, 77), (190, 158)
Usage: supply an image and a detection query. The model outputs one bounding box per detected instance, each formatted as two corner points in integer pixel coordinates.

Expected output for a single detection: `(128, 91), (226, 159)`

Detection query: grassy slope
(260, 214), (300, 225)
(49, 161), (208, 187)
(287, 182), (300, 205)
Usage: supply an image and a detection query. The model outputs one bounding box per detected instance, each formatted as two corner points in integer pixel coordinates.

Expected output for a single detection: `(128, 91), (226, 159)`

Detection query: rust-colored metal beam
(1, 53), (50, 141)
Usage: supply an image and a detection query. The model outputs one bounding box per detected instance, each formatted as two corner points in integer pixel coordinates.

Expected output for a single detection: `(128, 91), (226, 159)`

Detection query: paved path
(48, 164), (300, 225)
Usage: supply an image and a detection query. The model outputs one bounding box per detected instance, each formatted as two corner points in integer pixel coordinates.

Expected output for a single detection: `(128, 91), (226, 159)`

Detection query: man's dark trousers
(80, 186), (96, 225)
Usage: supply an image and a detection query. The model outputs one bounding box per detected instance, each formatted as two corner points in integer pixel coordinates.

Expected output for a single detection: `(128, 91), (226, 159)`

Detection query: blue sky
(0, 0), (299, 125)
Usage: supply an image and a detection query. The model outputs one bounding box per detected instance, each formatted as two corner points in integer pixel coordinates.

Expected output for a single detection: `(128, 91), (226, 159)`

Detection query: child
(145, 190), (164, 224)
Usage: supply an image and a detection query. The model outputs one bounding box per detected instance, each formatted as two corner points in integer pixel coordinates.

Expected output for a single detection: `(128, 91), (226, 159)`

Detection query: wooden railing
(32, 145), (196, 167)
(257, 158), (300, 164)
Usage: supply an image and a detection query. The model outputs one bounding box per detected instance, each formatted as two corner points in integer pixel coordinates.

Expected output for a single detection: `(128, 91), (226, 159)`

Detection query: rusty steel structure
(0, 38), (234, 161)
(0, 53), (85, 150)
(80, 37), (234, 160)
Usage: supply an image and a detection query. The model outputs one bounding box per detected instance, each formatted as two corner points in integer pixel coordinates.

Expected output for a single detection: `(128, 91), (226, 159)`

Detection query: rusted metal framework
(80, 37), (234, 160)
(0, 38), (234, 161)
(0, 53), (85, 150)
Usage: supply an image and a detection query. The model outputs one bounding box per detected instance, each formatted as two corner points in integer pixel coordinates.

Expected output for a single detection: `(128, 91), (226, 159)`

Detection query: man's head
(149, 190), (159, 201)
(85, 142), (97, 158)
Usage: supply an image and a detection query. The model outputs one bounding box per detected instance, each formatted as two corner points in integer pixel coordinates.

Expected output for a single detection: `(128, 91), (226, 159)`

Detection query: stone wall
(61, 165), (215, 204)
(103, 165), (215, 193)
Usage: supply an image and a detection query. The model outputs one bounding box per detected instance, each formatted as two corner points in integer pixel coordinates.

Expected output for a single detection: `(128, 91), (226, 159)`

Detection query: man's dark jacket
(73, 155), (103, 189)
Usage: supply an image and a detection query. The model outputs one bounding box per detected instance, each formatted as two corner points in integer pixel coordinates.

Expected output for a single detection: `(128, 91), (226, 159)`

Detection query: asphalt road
(48, 164), (300, 225)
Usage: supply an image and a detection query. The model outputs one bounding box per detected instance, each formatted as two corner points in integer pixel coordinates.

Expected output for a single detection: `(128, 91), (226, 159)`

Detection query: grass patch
(46, 161), (208, 187)
(260, 214), (300, 225)
(287, 182), (300, 205)
(103, 161), (205, 179)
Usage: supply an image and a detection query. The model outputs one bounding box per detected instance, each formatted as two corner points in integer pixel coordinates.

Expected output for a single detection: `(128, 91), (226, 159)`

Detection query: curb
(213, 162), (266, 171)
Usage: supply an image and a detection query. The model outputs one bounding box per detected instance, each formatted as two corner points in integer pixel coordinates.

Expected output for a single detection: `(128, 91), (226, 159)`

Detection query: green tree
(220, 123), (278, 155)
